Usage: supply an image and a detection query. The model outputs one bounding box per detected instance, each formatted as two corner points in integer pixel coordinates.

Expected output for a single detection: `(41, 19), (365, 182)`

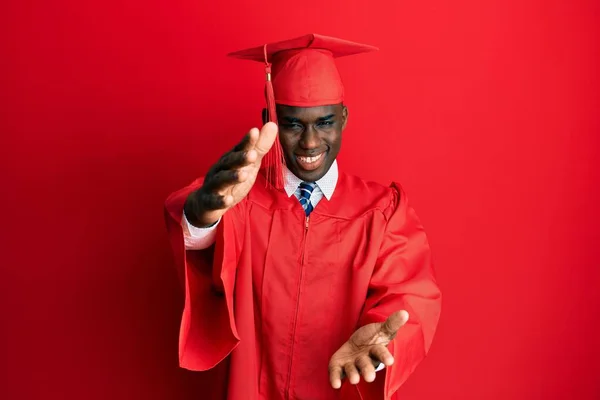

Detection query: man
(164, 34), (441, 400)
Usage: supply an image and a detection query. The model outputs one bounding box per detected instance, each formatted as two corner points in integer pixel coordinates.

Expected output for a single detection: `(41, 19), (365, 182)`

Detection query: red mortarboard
(228, 33), (378, 189)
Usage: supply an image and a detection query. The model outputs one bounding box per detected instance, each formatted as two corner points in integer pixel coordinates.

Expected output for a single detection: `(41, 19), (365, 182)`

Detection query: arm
(358, 183), (442, 398)
(163, 123), (279, 370)
(328, 183), (441, 399)
(164, 180), (244, 370)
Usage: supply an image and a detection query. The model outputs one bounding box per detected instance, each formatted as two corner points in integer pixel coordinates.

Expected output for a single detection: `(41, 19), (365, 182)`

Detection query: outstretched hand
(184, 122), (278, 227)
(328, 310), (409, 389)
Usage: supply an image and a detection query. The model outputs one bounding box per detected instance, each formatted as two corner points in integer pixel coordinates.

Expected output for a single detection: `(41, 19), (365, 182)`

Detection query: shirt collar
(283, 160), (338, 200)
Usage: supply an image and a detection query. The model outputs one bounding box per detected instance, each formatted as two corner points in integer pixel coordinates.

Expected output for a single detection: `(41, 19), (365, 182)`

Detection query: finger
(328, 365), (343, 389)
(369, 345), (394, 367)
(380, 310), (409, 340)
(254, 122), (278, 159)
(204, 170), (243, 193)
(196, 191), (228, 211)
(356, 355), (376, 383)
(223, 194), (234, 205)
(344, 362), (360, 385)
(215, 149), (255, 172)
(232, 128), (259, 152)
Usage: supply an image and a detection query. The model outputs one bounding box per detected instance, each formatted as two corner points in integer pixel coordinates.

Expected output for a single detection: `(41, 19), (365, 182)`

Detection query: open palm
(328, 310), (409, 389)
(185, 122), (278, 227)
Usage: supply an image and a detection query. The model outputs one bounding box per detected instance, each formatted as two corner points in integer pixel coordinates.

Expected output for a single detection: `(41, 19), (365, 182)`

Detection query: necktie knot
(298, 182), (316, 216)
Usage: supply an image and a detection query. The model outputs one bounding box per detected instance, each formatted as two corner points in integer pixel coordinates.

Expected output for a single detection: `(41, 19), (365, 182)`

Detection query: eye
(281, 123), (303, 131)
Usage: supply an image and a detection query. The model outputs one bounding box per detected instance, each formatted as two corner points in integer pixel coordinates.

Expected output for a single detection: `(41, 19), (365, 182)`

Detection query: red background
(2, 0), (599, 399)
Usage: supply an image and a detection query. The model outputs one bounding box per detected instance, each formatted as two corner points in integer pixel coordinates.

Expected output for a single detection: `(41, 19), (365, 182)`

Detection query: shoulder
(336, 172), (407, 220)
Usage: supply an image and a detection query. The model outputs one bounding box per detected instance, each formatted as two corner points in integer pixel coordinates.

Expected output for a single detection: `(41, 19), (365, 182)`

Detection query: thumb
(380, 310), (409, 339)
(254, 122), (279, 159)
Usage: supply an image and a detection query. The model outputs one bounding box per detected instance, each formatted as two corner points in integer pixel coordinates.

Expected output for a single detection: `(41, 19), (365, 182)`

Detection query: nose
(299, 126), (320, 150)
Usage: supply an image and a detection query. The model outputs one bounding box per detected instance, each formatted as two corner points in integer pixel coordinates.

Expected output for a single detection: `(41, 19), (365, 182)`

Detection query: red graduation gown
(164, 170), (441, 400)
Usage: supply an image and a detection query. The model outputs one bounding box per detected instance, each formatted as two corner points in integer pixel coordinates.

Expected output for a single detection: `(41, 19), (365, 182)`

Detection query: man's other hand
(328, 310), (409, 389)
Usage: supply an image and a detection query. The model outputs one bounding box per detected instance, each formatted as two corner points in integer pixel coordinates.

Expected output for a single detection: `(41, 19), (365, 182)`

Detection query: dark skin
(183, 104), (409, 388)
(266, 104), (347, 183)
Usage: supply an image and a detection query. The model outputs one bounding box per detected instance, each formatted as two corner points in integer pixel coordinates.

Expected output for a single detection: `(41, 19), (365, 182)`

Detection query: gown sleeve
(163, 177), (246, 371)
(356, 182), (442, 400)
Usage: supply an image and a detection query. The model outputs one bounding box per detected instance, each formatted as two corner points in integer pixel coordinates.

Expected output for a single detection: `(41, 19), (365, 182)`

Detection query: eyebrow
(317, 114), (335, 121)
(281, 114), (335, 123)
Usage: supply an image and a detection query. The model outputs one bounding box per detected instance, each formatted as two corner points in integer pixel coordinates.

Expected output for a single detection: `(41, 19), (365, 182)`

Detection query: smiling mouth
(295, 152), (326, 171)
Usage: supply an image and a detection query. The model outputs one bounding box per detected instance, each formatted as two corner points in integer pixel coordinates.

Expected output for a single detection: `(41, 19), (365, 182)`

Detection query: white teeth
(298, 153), (323, 164)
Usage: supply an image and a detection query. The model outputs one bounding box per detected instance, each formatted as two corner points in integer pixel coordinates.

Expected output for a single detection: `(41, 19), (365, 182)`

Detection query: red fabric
(164, 172), (441, 400)
(229, 33), (378, 107)
(270, 48), (344, 107)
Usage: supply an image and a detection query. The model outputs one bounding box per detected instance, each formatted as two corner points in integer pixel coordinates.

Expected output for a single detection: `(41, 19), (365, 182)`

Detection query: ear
(262, 108), (268, 125)
(341, 105), (349, 131)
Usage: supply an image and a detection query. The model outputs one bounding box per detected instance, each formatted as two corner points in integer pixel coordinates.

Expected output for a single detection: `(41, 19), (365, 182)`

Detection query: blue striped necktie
(298, 182), (316, 216)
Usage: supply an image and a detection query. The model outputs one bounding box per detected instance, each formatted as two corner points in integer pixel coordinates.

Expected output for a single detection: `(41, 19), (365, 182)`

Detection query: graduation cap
(228, 33), (378, 189)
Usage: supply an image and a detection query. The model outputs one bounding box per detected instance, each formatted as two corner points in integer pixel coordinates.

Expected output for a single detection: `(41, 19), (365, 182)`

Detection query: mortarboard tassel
(262, 44), (285, 190)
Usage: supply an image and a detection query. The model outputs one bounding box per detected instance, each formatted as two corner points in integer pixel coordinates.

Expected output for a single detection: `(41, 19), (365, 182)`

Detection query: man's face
(275, 104), (348, 182)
